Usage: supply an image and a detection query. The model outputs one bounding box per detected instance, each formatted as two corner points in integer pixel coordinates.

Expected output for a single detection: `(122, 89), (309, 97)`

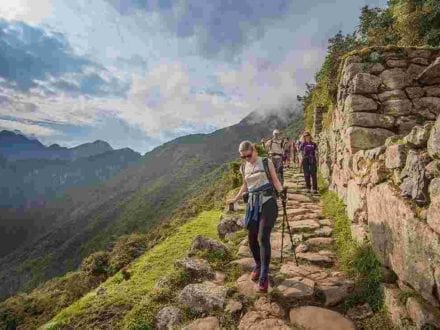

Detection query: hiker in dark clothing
(228, 140), (284, 293)
(299, 132), (319, 194)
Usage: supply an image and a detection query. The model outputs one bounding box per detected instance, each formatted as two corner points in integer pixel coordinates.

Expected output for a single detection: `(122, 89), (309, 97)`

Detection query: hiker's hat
(273, 129), (280, 135)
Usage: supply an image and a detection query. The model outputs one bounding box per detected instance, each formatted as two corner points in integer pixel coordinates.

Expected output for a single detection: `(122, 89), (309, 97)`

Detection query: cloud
(0, 0), (53, 24)
(107, 0), (293, 58)
(0, 19), (127, 96)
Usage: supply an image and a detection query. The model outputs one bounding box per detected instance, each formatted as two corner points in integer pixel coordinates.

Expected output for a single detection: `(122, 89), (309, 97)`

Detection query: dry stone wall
(317, 47), (440, 326)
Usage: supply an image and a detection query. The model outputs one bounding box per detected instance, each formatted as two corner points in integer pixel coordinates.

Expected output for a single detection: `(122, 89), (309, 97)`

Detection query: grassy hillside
(0, 158), (242, 329)
(44, 210), (220, 329)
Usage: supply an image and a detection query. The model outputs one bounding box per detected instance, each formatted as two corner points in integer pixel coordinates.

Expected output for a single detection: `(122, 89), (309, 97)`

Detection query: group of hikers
(227, 129), (319, 293)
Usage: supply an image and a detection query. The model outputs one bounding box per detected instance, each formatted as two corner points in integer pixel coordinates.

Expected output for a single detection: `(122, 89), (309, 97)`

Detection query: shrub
(80, 251), (110, 276)
(108, 234), (150, 274)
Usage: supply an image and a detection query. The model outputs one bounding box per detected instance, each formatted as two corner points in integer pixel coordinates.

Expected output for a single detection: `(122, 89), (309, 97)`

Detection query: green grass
(43, 210), (221, 329)
(319, 183), (383, 312)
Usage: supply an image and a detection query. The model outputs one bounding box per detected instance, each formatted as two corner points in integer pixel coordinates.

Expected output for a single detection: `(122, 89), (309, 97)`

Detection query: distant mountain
(0, 147), (142, 209)
(0, 131), (113, 161)
(0, 108), (301, 299)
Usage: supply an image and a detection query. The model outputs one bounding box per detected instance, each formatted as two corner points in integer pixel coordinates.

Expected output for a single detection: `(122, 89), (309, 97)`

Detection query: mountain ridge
(0, 108), (302, 300)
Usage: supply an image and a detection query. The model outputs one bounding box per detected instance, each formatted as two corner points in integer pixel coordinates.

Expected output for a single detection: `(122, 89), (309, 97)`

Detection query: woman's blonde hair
(238, 140), (254, 153)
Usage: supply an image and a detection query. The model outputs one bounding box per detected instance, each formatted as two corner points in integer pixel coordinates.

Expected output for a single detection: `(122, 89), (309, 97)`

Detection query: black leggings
(303, 159), (317, 190)
(247, 198), (278, 281)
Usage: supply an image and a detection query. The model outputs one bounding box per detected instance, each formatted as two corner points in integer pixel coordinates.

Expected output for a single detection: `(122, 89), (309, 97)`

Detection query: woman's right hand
(227, 198), (236, 205)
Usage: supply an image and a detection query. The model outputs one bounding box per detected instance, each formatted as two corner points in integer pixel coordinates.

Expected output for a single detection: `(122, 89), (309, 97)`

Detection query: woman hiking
(228, 140), (284, 293)
(299, 131), (319, 194)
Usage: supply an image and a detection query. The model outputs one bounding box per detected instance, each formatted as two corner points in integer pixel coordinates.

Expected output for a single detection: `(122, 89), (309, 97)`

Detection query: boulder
(189, 236), (228, 256)
(385, 144), (408, 169)
(381, 68), (411, 89)
(367, 183), (440, 306)
(289, 306), (355, 330)
(427, 178), (440, 234)
(345, 127), (394, 154)
(179, 281), (227, 313)
(406, 297), (440, 329)
(405, 87), (424, 99)
(399, 150), (430, 204)
(277, 277), (315, 300)
(382, 284), (409, 327)
(382, 98), (413, 116)
(413, 57), (430, 66)
(175, 257), (215, 281)
(344, 94), (378, 112)
(351, 73), (381, 94)
(254, 296), (285, 318)
(238, 311), (290, 330)
(346, 112), (394, 129)
(185, 317), (220, 330)
(428, 115), (440, 159)
(317, 280), (354, 307)
(417, 56), (440, 85)
(155, 306), (182, 330)
(403, 122), (434, 147)
(217, 217), (242, 239)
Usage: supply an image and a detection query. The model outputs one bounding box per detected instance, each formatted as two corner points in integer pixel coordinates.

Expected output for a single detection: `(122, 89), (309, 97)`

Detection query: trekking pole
(281, 188), (298, 266)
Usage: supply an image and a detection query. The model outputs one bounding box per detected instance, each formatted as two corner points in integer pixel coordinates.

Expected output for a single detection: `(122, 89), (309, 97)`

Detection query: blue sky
(0, 0), (387, 153)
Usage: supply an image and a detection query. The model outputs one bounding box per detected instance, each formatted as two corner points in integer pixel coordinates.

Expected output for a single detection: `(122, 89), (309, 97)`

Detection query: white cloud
(0, 0), (53, 24)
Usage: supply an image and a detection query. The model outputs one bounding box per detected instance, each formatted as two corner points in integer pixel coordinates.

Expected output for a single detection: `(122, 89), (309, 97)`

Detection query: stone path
(232, 166), (357, 329)
(157, 166), (369, 329)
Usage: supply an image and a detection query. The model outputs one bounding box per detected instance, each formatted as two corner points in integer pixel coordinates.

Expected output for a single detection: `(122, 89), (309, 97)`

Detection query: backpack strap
(262, 157), (273, 186)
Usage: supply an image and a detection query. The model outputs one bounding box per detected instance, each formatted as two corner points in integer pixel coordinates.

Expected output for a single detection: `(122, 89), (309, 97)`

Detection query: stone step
(305, 237), (334, 248)
(288, 219), (320, 232)
(297, 252), (335, 267)
(287, 193), (312, 203)
(315, 226), (333, 237)
(277, 277), (315, 300)
(289, 306), (355, 330)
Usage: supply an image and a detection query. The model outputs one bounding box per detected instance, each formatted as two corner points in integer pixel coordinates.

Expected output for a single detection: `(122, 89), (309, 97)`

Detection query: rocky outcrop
(179, 281), (227, 313)
(155, 306), (182, 330)
(317, 47), (440, 327)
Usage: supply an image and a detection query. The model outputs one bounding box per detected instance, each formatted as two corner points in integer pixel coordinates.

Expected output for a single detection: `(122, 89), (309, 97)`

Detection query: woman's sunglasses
(240, 152), (253, 159)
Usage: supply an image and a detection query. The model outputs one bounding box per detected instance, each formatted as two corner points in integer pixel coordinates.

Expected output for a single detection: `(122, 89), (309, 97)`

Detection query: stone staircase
(155, 166), (373, 329)
(231, 166), (361, 329)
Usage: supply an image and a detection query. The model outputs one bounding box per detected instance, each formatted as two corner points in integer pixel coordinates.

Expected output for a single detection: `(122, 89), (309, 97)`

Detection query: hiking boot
(312, 189), (319, 195)
(256, 278), (269, 293)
